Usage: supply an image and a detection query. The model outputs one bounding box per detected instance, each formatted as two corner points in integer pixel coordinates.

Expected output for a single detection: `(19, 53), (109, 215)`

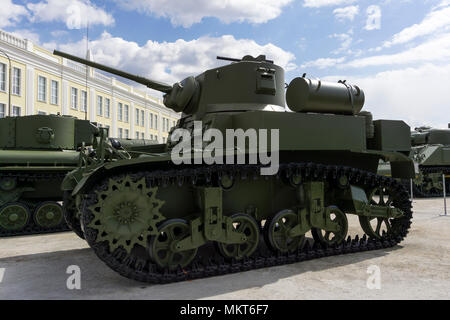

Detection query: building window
(51, 80), (59, 105)
(141, 110), (145, 127)
(118, 128), (123, 138)
(155, 135), (158, 142)
(38, 111), (47, 115)
(136, 131), (140, 139)
(97, 95), (103, 116)
(12, 67), (21, 95)
(38, 76), (47, 102)
(163, 137), (166, 143)
(0, 103), (5, 118)
(124, 104), (129, 123)
(149, 113), (153, 129)
(135, 108), (139, 125)
(118, 103), (123, 121)
(124, 129), (129, 139)
(104, 125), (110, 137)
(71, 87), (78, 110)
(12, 106), (21, 116)
(150, 134), (153, 140)
(155, 115), (158, 130)
(81, 90), (87, 112)
(141, 132), (144, 139)
(0, 63), (5, 92)
(162, 117), (166, 132)
(105, 98), (110, 118)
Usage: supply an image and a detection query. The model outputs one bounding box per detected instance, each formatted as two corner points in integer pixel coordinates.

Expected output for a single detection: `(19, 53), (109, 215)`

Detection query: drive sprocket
(87, 175), (165, 253)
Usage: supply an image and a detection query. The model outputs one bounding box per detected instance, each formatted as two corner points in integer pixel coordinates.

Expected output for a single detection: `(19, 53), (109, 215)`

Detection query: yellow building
(0, 30), (179, 142)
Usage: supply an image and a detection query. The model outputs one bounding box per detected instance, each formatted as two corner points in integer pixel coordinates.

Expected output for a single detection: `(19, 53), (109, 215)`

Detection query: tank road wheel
(83, 176), (165, 254)
(149, 219), (197, 270)
(0, 202), (30, 231)
(217, 214), (260, 260)
(265, 210), (305, 253)
(359, 186), (396, 239)
(311, 206), (348, 246)
(63, 191), (84, 239)
(34, 202), (63, 228)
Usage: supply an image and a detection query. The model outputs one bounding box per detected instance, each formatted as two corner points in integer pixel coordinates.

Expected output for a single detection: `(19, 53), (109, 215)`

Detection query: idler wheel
(0, 202), (30, 231)
(264, 209), (305, 253)
(217, 213), (260, 260)
(148, 219), (197, 270)
(359, 186), (398, 239)
(34, 202), (63, 228)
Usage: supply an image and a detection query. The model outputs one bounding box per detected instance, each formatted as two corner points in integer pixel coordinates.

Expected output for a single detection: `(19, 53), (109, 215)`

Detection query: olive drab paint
(0, 115), (99, 237)
(410, 126), (450, 197)
(54, 51), (416, 284)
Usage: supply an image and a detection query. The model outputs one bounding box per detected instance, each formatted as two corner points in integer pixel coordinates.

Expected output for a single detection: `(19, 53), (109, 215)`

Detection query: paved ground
(0, 198), (449, 300)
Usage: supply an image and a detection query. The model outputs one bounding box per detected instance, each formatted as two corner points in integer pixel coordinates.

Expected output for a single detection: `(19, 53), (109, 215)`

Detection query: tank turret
(54, 51), (365, 118)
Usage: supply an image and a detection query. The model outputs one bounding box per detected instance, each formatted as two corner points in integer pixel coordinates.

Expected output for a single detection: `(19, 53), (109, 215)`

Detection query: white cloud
(0, 0), (28, 28)
(55, 32), (296, 88)
(381, 2), (450, 48)
(50, 30), (69, 38)
(364, 5), (381, 30)
(303, 0), (357, 8)
(333, 5), (359, 21)
(343, 33), (450, 68)
(325, 63), (450, 129)
(301, 57), (345, 69)
(114, 0), (293, 28)
(27, 0), (114, 29)
(330, 31), (353, 54)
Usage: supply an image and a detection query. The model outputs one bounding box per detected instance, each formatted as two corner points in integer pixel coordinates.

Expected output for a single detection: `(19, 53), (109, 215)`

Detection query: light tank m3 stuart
(55, 50), (415, 284)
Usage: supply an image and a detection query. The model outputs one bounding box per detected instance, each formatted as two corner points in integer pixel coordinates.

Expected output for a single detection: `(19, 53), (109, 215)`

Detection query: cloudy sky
(2, 0), (449, 128)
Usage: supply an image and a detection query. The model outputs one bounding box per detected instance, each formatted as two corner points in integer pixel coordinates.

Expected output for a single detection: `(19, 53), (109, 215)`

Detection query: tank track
(0, 171), (70, 237)
(412, 166), (450, 198)
(81, 162), (413, 284)
(63, 191), (85, 240)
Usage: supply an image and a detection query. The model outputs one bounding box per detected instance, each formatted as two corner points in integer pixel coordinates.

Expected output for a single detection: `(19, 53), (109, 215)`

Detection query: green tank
(0, 114), (99, 236)
(56, 50), (415, 284)
(410, 126), (450, 197)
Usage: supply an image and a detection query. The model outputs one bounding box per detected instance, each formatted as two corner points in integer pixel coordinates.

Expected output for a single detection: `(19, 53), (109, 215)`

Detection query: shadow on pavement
(0, 244), (401, 300)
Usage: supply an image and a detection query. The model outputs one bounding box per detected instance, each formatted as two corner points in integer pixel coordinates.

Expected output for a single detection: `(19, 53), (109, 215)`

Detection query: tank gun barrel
(53, 50), (173, 93)
(217, 55), (274, 64)
(217, 56), (241, 62)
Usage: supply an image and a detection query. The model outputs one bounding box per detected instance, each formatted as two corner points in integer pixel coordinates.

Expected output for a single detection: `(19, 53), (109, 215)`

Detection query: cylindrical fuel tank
(286, 77), (365, 115)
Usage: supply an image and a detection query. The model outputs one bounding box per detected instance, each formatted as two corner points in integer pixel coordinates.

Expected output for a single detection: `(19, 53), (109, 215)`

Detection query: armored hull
(57, 51), (415, 283)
